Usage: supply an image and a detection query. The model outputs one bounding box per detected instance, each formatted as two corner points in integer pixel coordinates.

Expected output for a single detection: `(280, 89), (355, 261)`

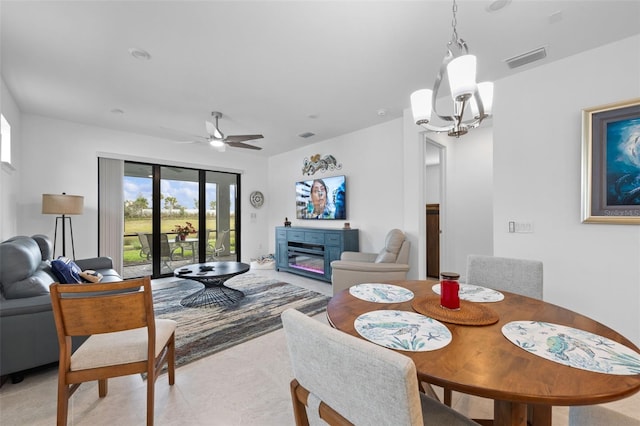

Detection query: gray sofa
(0, 234), (123, 381)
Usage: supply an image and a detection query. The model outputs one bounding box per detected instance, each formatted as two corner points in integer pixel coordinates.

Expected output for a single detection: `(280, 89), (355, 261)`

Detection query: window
(1, 114), (11, 165)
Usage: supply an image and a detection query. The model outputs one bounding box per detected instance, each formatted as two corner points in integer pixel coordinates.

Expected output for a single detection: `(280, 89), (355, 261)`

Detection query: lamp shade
(42, 194), (84, 215)
(447, 54), (477, 102)
(410, 89), (433, 124)
(470, 82), (494, 118)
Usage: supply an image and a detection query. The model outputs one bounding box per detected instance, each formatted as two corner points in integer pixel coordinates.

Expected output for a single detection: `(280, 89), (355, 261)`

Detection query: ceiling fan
(175, 111), (264, 152)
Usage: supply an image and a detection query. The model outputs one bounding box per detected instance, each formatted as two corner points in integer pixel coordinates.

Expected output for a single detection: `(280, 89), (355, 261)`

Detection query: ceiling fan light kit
(410, 0), (493, 137)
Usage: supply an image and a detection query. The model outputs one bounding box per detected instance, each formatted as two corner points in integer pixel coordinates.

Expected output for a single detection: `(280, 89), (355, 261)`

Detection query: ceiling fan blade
(205, 120), (224, 139)
(225, 134), (264, 143)
(226, 141), (262, 150)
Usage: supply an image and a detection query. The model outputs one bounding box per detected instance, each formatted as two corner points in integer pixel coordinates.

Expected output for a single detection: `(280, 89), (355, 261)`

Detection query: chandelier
(410, 0), (493, 137)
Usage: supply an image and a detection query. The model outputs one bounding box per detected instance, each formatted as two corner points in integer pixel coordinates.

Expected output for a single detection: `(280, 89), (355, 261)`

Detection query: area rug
(152, 273), (330, 369)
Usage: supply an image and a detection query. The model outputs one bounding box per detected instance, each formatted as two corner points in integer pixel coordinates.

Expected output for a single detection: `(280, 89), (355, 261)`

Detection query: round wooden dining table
(326, 280), (640, 426)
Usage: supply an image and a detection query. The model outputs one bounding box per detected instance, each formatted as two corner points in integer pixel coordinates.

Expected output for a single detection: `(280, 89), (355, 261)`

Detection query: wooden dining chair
(436, 254), (544, 408)
(281, 308), (478, 426)
(49, 277), (177, 426)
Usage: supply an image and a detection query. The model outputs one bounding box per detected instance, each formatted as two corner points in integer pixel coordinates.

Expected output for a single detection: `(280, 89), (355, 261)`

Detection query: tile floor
(0, 269), (638, 425)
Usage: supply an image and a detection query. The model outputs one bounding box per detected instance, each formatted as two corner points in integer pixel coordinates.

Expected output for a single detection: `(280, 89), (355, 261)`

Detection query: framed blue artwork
(582, 98), (640, 224)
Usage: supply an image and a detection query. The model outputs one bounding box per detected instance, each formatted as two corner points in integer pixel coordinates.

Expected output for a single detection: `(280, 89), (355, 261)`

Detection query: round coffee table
(174, 261), (250, 308)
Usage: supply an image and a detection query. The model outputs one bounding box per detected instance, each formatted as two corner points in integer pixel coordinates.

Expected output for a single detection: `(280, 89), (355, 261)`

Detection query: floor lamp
(42, 193), (84, 259)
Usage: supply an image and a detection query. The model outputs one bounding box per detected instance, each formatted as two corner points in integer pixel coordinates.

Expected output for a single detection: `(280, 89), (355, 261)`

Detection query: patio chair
(137, 232), (151, 260)
(49, 277), (176, 426)
(206, 229), (229, 261)
(281, 308), (478, 426)
(146, 233), (183, 270)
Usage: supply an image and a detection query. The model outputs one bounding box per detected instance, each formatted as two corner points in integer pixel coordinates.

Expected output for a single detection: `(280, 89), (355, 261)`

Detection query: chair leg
(147, 371), (155, 426)
(290, 380), (310, 426)
(168, 334), (176, 386)
(57, 382), (69, 426)
(98, 379), (108, 397)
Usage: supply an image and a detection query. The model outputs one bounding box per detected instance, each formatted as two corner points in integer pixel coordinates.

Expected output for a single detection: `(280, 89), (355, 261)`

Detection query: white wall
(268, 119), (406, 256)
(0, 77), (22, 240)
(494, 35), (640, 344)
(402, 112), (494, 280)
(15, 114), (270, 262)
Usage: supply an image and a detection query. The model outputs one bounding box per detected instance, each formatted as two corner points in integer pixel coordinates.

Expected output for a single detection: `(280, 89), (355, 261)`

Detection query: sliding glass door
(122, 162), (239, 279)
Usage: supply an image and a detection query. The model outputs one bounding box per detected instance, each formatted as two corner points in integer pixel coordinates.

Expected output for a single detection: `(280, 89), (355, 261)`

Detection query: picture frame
(581, 98), (640, 224)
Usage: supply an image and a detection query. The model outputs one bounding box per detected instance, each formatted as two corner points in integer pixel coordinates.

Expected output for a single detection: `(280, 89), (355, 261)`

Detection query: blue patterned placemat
(432, 283), (504, 302)
(502, 321), (640, 375)
(354, 310), (451, 352)
(349, 283), (414, 303)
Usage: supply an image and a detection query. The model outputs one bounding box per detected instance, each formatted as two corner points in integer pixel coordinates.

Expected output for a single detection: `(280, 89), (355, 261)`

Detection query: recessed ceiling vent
(298, 132), (315, 139)
(504, 47), (547, 69)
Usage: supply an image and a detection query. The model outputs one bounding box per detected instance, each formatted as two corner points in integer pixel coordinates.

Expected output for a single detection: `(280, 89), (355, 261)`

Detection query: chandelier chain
(451, 0), (459, 43)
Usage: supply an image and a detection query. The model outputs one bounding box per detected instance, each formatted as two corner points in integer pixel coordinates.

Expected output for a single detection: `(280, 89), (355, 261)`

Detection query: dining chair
(434, 254), (544, 408)
(281, 308), (478, 426)
(49, 277), (177, 426)
(569, 405), (639, 425)
(206, 229), (229, 261)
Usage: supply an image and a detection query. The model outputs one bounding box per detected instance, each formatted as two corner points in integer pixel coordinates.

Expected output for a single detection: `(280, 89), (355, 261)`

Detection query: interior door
(426, 203), (440, 278)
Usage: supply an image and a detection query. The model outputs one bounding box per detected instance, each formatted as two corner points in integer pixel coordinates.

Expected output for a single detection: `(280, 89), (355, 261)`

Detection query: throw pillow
(51, 257), (83, 284)
(79, 269), (103, 283)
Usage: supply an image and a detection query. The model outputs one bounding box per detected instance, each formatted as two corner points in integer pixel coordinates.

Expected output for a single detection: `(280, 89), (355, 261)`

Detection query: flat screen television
(296, 175), (346, 220)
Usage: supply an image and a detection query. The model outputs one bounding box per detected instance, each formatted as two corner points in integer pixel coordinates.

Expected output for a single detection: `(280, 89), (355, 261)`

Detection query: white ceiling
(2, 1), (639, 157)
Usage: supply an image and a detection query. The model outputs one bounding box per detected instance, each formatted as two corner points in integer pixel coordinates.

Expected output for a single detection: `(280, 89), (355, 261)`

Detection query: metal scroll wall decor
(302, 154), (342, 176)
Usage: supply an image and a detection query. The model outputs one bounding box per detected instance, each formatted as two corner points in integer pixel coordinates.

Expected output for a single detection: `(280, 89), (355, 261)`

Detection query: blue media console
(275, 226), (359, 282)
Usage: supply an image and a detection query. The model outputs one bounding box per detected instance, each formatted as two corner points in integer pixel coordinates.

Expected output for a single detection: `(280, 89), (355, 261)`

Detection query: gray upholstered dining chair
(436, 254), (544, 408)
(569, 405), (639, 425)
(466, 254), (543, 300)
(281, 308), (478, 426)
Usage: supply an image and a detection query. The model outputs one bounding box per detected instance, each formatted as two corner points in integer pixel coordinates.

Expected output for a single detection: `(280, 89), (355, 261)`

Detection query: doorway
(122, 162), (240, 279)
(424, 140), (445, 279)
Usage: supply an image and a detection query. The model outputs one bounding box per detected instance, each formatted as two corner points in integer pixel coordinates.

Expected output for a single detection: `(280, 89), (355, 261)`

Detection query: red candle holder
(440, 272), (460, 310)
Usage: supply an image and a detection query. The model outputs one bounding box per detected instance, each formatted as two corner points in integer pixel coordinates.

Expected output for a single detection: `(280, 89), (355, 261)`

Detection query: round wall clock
(250, 191), (264, 208)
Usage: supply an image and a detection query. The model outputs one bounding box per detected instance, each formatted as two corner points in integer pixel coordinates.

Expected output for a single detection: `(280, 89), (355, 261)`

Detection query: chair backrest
(49, 278), (155, 358)
(158, 233), (174, 258)
(466, 254), (543, 299)
(375, 229), (409, 264)
(281, 308), (424, 425)
(215, 229), (229, 252)
(138, 232), (151, 256)
(396, 240), (411, 264)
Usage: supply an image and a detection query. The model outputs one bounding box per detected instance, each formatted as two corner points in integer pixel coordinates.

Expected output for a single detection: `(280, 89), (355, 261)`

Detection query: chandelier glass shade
(410, 0), (493, 137)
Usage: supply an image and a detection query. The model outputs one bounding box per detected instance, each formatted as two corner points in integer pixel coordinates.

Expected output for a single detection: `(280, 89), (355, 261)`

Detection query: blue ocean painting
(606, 117), (640, 205)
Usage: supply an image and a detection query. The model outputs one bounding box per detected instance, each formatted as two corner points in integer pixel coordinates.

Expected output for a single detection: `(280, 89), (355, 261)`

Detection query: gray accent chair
(330, 229), (410, 295)
(569, 405), (639, 425)
(0, 234), (124, 381)
(466, 254), (543, 300)
(281, 308), (478, 426)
